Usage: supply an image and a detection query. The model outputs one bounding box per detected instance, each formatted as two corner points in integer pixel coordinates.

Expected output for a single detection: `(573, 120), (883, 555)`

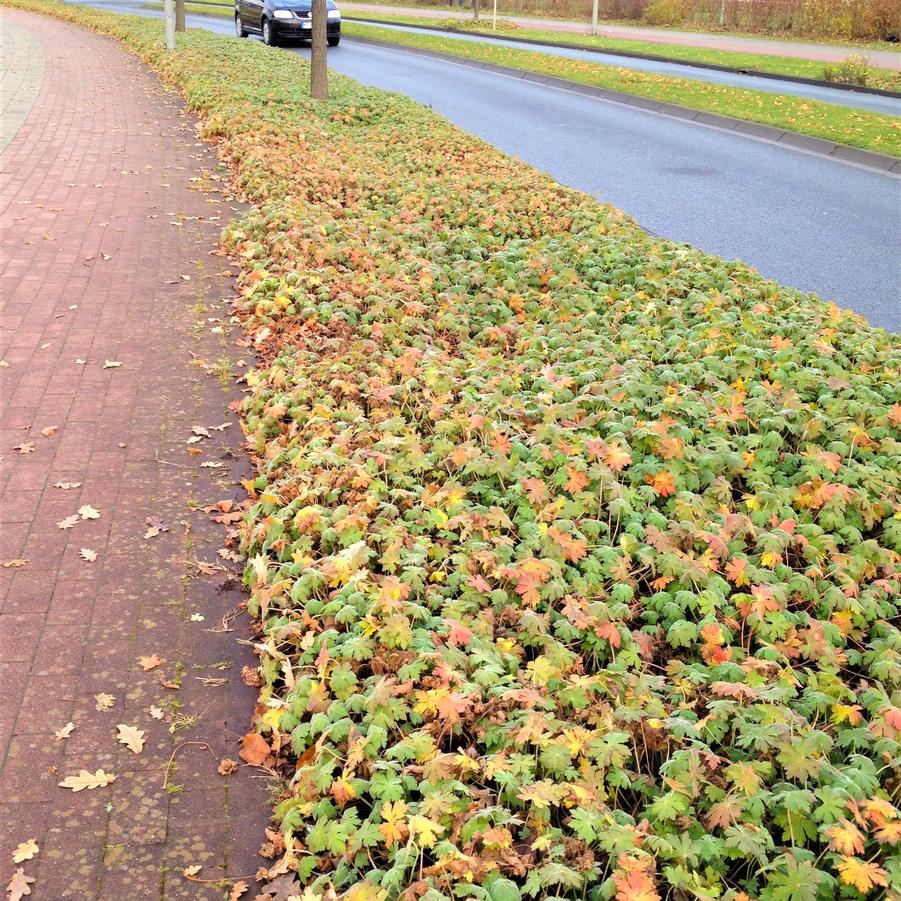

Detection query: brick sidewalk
(0, 10), (269, 899)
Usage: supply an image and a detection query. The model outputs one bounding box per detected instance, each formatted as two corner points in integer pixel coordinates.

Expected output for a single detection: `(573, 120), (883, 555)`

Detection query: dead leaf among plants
(239, 732), (270, 766)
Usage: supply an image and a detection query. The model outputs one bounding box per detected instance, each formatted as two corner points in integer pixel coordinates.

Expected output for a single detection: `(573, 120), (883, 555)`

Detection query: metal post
(164, 0), (176, 48)
(492, 0), (497, 29)
(591, 0), (598, 35)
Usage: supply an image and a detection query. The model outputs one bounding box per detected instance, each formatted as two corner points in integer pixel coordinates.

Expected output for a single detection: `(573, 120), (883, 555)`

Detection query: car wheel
(262, 18), (278, 45)
(235, 14), (248, 37)
(327, 35), (339, 46)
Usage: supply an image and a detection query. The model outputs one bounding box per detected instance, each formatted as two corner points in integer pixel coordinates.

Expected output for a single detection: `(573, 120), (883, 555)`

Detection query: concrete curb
(344, 15), (901, 100)
(348, 33), (901, 176)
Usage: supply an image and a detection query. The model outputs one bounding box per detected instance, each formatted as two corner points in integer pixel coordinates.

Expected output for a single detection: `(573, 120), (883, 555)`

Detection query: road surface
(65, 1), (901, 329)
(345, 18), (901, 114)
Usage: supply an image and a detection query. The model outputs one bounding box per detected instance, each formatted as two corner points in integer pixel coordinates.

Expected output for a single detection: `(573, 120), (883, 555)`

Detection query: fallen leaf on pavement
(78, 505), (100, 520)
(74, 359), (86, 365)
(58, 769), (116, 791)
(56, 515), (79, 530)
(40, 426), (58, 438)
(239, 732), (270, 766)
(217, 758), (238, 776)
(1, 560), (29, 569)
(228, 881), (249, 900)
(54, 722), (75, 740)
(12, 839), (39, 864)
(54, 482), (81, 490)
(190, 613), (205, 622)
(182, 866), (201, 878)
(5, 868), (35, 901)
(116, 724), (145, 754)
(94, 693), (116, 711)
(138, 654), (163, 671)
(103, 360), (122, 368)
(200, 461), (224, 469)
(148, 705), (164, 720)
(158, 672), (179, 690)
(12, 443), (35, 455)
(191, 427), (210, 438)
(80, 548), (97, 562)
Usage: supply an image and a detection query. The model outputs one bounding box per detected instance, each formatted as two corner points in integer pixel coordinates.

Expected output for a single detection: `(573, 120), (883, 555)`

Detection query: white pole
(164, 0), (176, 49)
(591, 0), (598, 35)
(492, 0), (497, 29)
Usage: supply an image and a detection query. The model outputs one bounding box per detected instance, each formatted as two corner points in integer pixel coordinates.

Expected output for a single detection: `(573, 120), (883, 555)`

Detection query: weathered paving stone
(0, 10), (269, 897)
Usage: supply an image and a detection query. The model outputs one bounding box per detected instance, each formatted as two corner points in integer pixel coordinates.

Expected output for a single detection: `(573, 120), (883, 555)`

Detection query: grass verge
(7, 1), (901, 898)
(343, 10), (901, 91)
(344, 21), (901, 155)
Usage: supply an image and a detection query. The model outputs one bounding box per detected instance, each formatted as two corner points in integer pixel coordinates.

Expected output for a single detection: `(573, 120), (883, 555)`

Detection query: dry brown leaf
(239, 732), (270, 766)
(217, 758), (238, 776)
(158, 672), (179, 690)
(12, 443), (35, 455)
(54, 722), (75, 740)
(54, 481), (81, 490)
(116, 724), (145, 754)
(58, 769), (116, 791)
(56, 515), (79, 530)
(200, 461), (224, 469)
(137, 654), (163, 671)
(1, 560), (29, 569)
(78, 505), (100, 520)
(94, 692), (116, 711)
(11, 839), (39, 864)
(182, 865), (201, 878)
(228, 881), (249, 900)
(103, 360), (122, 368)
(148, 705), (164, 720)
(40, 426), (58, 438)
(6, 868), (35, 901)
(79, 548), (97, 562)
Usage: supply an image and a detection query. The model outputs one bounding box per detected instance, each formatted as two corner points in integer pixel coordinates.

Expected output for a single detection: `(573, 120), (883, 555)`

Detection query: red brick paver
(0, 11), (269, 899)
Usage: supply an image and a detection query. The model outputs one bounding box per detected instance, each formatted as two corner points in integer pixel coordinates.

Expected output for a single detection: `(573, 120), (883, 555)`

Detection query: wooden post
(473, 0), (480, 21)
(164, 0), (176, 48)
(310, 0), (329, 100)
(175, 0), (185, 32)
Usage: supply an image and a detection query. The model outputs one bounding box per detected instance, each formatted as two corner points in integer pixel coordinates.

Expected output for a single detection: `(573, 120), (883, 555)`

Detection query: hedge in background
(7, 3), (901, 899)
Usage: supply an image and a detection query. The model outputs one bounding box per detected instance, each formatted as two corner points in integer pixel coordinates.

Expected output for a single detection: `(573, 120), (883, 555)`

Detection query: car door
(244, 0), (264, 31)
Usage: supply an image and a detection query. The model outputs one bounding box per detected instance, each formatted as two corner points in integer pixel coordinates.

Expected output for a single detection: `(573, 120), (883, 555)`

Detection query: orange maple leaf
(836, 856), (888, 894)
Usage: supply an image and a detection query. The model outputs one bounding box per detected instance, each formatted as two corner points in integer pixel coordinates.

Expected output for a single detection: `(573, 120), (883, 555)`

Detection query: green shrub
(822, 53), (872, 86)
(643, 0), (687, 25)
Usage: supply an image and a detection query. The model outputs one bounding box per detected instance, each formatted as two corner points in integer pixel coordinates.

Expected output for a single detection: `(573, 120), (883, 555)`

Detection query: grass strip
(343, 10), (901, 90)
(345, 21), (901, 155)
(7, 1), (900, 899)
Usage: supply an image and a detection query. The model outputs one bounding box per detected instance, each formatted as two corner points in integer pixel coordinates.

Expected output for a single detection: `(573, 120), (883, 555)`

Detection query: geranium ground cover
(7, 3), (901, 898)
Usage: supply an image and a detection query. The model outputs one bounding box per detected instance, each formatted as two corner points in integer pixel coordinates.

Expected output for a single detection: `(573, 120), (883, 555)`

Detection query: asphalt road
(69, 1), (901, 329)
(346, 19), (901, 115)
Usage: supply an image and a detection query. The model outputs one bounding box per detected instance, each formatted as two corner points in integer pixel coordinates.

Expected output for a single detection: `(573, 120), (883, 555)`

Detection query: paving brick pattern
(0, 11), (269, 898)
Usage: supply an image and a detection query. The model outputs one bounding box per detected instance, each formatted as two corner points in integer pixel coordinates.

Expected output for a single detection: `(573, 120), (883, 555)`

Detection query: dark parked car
(235, 0), (341, 46)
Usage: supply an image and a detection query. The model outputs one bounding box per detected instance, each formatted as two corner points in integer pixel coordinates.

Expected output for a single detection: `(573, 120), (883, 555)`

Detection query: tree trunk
(175, 0), (185, 32)
(473, 0), (480, 21)
(310, 0), (329, 101)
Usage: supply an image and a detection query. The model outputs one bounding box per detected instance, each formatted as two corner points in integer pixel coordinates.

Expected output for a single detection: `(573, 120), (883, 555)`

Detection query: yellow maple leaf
(836, 856), (888, 894)
(408, 815), (443, 849)
(379, 800), (408, 848)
